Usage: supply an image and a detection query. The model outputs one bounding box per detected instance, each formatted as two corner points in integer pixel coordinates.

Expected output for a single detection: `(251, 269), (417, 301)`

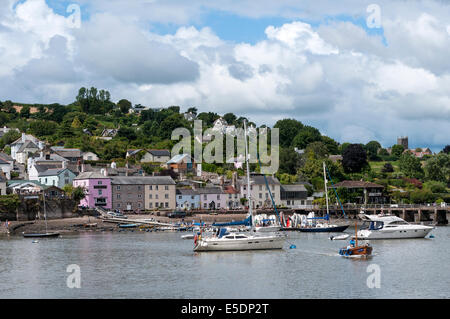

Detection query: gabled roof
(176, 188), (199, 196)
(0, 152), (13, 162)
(280, 184), (307, 192)
(249, 175), (280, 185)
(196, 187), (225, 194)
(33, 164), (61, 173)
(38, 168), (74, 177)
(111, 176), (175, 185)
(17, 140), (39, 153)
(75, 172), (110, 180)
(147, 149), (170, 157)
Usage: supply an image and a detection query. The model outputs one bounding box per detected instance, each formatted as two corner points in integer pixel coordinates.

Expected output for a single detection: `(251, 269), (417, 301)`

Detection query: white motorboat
(355, 213), (434, 239)
(253, 214), (281, 232)
(193, 120), (285, 252)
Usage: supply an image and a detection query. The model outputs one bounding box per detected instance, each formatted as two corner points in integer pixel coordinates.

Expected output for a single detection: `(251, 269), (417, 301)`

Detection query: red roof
(224, 185), (239, 194)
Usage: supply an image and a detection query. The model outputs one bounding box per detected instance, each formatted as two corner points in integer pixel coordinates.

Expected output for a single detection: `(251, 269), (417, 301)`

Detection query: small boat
(181, 234), (195, 240)
(330, 234), (350, 240)
(22, 192), (59, 239)
(118, 223), (138, 228)
(23, 232), (60, 238)
(339, 223), (372, 257)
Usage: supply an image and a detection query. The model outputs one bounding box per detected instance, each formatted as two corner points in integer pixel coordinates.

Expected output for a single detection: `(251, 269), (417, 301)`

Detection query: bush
(409, 189), (436, 204)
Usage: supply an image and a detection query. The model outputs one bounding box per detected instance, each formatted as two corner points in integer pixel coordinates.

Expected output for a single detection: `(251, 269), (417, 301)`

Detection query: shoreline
(1, 214), (355, 236)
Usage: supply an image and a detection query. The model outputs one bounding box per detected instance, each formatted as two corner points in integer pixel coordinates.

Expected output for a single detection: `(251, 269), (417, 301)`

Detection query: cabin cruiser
(193, 228), (285, 251)
(356, 213), (433, 239)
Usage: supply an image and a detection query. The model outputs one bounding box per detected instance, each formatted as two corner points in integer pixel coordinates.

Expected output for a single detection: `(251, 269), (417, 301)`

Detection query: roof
(17, 140), (39, 153)
(38, 168), (74, 177)
(281, 184), (307, 192)
(250, 175), (280, 185)
(126, 149), (142, 157)
(0, 152), (13, 162)
(34, 164), (61, 173)
(147, 149), (170, 157)
(0, 158), (9, 165)
(111, 176), (175, 185)
(74, 172), (110, 180)
(196, 187), (225, 194)
(332, 180), (384, 189)
(176, 188), (199, 196)
(167, 154), (192, 164)
(223, 185), (239, 194)
(52, 147), (82, 158)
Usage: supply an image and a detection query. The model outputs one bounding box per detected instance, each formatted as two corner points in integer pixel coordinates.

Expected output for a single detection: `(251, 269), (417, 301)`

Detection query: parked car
(107, 211), (127, 219)
(167, 211), (186, 218)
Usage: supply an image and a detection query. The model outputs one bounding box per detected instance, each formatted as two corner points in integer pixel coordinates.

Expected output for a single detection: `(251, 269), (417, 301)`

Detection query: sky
(0, 0), (449, 152)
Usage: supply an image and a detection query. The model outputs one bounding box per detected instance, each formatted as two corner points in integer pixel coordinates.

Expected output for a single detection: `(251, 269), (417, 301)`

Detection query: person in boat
(347, 239), (356, 250)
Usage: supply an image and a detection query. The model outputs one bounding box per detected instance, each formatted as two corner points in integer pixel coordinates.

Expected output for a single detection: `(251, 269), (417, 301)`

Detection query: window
(117, 185), (121, 190)
(165, 186), (169, 190)
(155, 194), (159, 199)
(149, 203), (153, 208)
(98, 190), (102, 195)
(117, 194), (121, 199)
(204, 195), (207, 200)
(149, 194), (152, 199)
(259, 193), (262, 199)
(259, 185), (262, 191)
(98, 181), (102, 185)
(156, 185), (159, 190)
(179, 196), (182, 199)
(149, 185), (152, 190)
(138, 194), (142, 198)
(165, 202), (168, 208)
(217, 195), (220, 200)
(203, 203), (207, 208)
(155, 202), (158, 207)
(138, 203), (141, 208)
(165, 194), (169, 199)
(217, 203), (221, 208)
(265, 193), (269, 199)
(137, 186), (141, 191)
(117, 203), (121, 208)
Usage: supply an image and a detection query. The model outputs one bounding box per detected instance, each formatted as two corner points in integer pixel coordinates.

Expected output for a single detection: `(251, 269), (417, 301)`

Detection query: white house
(10, 133), (44, 164)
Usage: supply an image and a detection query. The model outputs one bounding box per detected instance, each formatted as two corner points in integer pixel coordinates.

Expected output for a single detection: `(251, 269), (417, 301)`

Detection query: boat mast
(323, 162), (329, 223)
(244, 120), (253, 230)
(355, 222), (358, 247)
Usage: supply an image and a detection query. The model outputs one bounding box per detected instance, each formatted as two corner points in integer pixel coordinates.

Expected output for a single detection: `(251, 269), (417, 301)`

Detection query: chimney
(62, 161), (67, 169)
(81, 163), (85, 173)
(21, 132), (26, 143)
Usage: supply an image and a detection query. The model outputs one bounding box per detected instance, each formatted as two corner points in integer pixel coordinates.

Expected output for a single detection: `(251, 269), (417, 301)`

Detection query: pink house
(73, 172), (112, 209)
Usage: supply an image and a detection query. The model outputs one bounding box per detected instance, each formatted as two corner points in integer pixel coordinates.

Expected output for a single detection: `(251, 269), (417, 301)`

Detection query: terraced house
(111, 176), (176, 212)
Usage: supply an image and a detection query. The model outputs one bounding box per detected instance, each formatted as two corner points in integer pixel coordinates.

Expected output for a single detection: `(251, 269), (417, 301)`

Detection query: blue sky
(1, 0), (448, 151)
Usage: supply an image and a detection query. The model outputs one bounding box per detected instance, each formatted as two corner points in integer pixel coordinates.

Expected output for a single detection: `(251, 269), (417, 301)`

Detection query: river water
(0, 226), (448, 299)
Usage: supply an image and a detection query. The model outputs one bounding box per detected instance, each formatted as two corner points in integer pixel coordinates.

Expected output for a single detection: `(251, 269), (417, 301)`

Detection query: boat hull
(297, 225), (349, 233)
(339, 244), (372, 257)
(356, 226), (433, 239)
(23, 232), (60, 238)
(193, 235), (285, 252)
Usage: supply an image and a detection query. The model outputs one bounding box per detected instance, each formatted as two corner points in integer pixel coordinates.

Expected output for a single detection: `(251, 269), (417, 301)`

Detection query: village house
(176, 188), (200, 210)
(144, 176), (176, 211)
(107, 176), (175, 212)
(280, 184), (310, 208)
(37, 167), (76, 188)
(167, 154), (196, 175)
(73, 172), (112, 209)
(224, 185), (241, 209)
(51, 147), (83, 163)
(197, 187), (227, 210)
(239, 174), (281, 209)
(10, 133), (44, 164)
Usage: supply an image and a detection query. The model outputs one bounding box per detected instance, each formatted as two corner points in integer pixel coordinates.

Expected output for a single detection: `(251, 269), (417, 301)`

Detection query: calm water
(0, 227), (448, 299)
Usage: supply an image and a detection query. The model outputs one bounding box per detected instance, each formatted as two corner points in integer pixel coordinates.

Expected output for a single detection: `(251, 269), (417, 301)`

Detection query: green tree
(273, 119), (304, 148)
(118, 99), (132, 114)
(424, 153), (450, 183)
(279, 147), (301, 174)
(365, 141), (382, 161)
(399, 153), (424, 179)
(391, 144), (405, 157)
(292, 126), (322, 149)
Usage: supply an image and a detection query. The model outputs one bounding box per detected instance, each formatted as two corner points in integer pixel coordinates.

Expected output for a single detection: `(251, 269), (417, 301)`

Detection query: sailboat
(23, 190), (60, 238)
(339, 222), (372, 257)
(297, 162), (349, 233)
(193, 121), (285, 252)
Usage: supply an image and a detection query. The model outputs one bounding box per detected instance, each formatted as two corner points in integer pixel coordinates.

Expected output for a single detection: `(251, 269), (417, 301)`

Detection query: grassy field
(369, 160), (400, 174)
